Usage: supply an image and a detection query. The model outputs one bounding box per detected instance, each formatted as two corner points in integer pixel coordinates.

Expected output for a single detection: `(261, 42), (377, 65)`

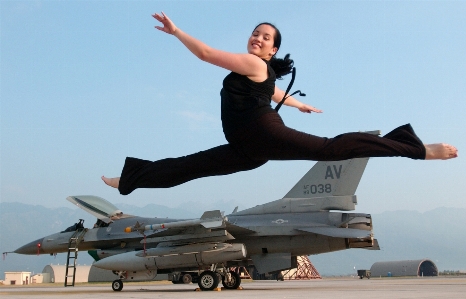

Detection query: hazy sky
(2, 0), (465, 215)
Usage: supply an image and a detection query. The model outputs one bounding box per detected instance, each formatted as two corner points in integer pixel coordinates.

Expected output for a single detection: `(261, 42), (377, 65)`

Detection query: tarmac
(1, 276), (465, 299)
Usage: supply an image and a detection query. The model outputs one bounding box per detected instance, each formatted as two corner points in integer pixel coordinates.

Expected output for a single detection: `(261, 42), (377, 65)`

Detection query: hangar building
(370, 259), (438, 277)
(42, 264), (91, 283)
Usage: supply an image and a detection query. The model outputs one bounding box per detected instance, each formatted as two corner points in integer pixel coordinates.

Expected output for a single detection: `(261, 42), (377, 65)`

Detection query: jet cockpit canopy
(67, 195), (127, 224)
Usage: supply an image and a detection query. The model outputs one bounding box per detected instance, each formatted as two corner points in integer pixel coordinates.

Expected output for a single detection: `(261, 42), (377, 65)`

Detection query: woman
(102, 12), (457, 195)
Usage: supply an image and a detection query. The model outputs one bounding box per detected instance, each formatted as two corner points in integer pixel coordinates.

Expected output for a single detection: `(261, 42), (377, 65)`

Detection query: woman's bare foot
(101, 176), (120, 189)
(424, 144), (458, 160)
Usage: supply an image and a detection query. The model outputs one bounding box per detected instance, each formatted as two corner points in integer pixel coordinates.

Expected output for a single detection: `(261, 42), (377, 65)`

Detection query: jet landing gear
(196, 265), (242, 291)
(110, 270), (156, 291)
(198, 270), (219, 291)
(112, 279), (123, 291)
(171, 272), (198, 284)
(222, 271), (241, 289)
(111, 271), (126, 291)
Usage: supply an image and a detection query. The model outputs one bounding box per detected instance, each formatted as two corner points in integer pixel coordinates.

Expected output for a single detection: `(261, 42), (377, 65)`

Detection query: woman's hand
(298, 103), (322, 114)
(272, 87), (322, 114)
(152, 12), (177, 35)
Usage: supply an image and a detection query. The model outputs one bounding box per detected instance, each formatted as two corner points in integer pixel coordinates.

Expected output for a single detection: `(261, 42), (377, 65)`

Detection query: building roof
(370, 259), (438, 277)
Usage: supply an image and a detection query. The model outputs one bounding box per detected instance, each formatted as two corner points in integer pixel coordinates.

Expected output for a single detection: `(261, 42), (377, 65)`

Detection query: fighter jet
(11, 157), (379, 291)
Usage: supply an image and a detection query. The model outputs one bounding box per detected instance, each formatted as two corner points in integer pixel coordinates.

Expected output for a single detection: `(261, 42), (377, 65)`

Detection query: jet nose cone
(14, 238), (45, 255)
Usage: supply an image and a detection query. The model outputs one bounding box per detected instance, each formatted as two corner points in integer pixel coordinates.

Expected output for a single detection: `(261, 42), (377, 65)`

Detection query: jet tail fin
(234, 158), (370, 215)
(283, 158), (369, 199)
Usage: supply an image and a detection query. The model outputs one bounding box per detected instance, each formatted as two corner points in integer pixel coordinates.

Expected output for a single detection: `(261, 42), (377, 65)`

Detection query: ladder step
(64, 230), (87, 288)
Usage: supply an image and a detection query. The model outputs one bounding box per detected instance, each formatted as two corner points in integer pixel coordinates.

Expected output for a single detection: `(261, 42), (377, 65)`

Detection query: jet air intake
(94, 243), (247, 272)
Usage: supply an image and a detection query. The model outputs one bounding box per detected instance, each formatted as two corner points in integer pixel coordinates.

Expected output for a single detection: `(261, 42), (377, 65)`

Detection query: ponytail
(269, 53), (294, 79)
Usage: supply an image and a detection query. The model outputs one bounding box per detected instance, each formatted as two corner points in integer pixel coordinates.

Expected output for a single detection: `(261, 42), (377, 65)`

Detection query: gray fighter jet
(12, 157), (379, 291)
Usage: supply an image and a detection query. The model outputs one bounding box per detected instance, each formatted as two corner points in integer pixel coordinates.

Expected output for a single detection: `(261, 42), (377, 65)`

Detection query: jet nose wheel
(222, 271), (241, 289)
(112, 279), (123, 291)
(197, 270), (219, 291)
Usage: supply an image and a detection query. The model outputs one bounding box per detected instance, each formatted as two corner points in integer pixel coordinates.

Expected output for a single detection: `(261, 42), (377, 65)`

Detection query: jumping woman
(102, 12), (457, 195)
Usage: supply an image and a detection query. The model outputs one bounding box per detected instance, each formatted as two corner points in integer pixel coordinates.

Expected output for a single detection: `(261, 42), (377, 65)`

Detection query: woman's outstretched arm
(272, 86), (323, 113)
(153, 12), (266, 81)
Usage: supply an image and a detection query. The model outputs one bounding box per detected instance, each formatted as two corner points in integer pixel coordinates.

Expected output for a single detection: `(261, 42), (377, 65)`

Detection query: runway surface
(1, 277), (465, 299)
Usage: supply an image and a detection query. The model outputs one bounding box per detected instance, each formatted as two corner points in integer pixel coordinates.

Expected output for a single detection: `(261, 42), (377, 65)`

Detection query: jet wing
(225, 222), (256, 236)
(297, 226), (372, 238)
(365, 238), (380, 250)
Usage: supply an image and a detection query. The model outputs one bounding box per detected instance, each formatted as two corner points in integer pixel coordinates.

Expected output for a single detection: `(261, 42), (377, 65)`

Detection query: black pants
(118, 113), (425, 195)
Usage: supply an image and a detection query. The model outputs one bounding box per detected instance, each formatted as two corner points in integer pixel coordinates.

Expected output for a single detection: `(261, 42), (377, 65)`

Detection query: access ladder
(64, 228), (87, 287)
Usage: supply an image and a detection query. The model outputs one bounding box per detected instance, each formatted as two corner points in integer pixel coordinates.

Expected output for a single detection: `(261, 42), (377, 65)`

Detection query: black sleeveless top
(221, 61), (276, 138)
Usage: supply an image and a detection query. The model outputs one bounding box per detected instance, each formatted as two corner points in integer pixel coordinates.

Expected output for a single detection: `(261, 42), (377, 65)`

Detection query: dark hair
(253, 22), (294, 79)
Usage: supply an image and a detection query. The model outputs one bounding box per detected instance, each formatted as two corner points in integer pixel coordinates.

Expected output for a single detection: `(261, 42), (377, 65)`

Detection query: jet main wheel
(182, 273), (193, 284)
(112, 279), (123, 291)
(222, 271), (241, 289)
(198, 270), (219, 291)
